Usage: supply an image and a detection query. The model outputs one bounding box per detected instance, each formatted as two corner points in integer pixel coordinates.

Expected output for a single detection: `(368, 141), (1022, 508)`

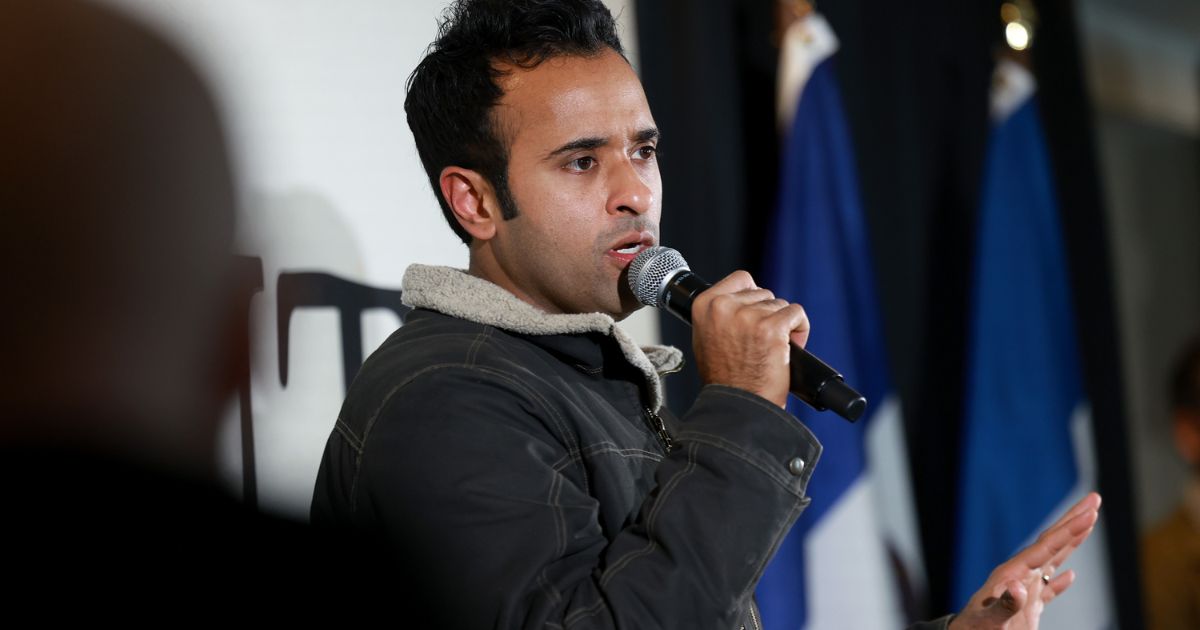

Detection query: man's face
(485, 48), (661, 319)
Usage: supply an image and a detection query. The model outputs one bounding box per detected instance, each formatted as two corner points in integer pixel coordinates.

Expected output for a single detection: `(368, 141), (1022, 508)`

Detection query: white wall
(100, 0), (654, 518)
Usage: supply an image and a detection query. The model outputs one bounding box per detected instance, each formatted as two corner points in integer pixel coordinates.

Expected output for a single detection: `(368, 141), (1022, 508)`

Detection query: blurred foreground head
(0, 0), (240, 476)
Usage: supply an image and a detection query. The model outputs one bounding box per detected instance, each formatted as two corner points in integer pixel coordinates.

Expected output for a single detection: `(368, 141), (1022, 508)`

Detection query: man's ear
(440, 166), (499, 241)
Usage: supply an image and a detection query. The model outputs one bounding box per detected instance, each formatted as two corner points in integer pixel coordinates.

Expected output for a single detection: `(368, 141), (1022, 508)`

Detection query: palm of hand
(949, 493), (1101, 630)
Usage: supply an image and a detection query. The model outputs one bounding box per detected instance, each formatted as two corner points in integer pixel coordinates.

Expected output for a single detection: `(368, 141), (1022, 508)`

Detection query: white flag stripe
(867, 395), (927, 601)
(805, 475), (905, 629)
(802, 396), (924, 630)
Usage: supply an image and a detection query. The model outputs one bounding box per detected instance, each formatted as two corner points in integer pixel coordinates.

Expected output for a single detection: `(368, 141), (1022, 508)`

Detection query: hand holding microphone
(628, 246), (865, 421)
(690, 271), (809, 409)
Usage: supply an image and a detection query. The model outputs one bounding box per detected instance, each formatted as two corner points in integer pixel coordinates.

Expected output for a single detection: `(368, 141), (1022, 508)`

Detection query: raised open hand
(949, 493), (1101, 630)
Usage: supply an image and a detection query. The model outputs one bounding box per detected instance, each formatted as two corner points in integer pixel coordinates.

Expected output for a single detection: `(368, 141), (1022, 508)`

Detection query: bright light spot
(1006, 21), (1030, 50)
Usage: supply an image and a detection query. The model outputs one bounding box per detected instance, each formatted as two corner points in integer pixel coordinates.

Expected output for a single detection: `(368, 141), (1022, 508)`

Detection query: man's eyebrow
(542, 128), (660, 161)
(633, 127), (660, 144)
(544, 137), (607, 160)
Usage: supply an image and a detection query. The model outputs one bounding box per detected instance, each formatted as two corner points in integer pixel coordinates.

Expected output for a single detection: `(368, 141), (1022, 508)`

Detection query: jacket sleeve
(339, 365), (821, 630)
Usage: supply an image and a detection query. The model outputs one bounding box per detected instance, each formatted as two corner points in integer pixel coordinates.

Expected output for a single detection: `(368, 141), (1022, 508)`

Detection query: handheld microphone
(628, 246), (866, 422)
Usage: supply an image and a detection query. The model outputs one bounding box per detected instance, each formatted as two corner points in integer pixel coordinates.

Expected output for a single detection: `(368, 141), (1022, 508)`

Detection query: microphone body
(629, 247), (866, 422)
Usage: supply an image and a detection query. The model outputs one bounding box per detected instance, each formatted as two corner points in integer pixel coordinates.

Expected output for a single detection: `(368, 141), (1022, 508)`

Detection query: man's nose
(606, 159), (654, 216)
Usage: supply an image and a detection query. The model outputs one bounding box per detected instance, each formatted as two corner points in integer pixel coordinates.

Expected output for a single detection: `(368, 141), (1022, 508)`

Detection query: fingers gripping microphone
(628, 246), (866, 422)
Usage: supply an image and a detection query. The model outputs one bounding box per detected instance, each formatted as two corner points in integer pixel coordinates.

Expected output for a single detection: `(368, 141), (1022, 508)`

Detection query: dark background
(635, 0), (1143, 625)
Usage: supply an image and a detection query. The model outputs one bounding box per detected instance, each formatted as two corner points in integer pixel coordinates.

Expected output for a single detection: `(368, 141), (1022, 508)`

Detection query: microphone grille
(628, 246), (689, 307)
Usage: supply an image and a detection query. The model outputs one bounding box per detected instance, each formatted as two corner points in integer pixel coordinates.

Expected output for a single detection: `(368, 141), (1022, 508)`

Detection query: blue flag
(953, 59), (1111, 627)
(756, 14), (921, 630)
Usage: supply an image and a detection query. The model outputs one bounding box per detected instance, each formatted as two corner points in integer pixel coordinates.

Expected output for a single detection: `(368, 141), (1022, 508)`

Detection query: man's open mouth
(607, 231), (656, 258)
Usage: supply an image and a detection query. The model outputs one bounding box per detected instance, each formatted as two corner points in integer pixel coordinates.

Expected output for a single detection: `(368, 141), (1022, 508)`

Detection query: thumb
(983, 579), (1027, 621)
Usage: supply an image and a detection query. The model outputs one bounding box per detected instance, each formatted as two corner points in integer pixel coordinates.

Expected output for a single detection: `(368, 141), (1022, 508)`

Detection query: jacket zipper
(643, 406), (674, 453)
(738, 600), (763, 630)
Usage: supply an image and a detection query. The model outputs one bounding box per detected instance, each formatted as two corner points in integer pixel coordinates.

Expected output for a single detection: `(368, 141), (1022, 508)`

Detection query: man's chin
(612, 272), (647, 320)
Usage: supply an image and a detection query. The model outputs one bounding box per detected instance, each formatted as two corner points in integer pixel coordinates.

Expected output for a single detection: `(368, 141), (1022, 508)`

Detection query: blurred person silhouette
(0, 0), (412, 613)
(1, 0), (240, 482)
(1143, 335), (1200, 630)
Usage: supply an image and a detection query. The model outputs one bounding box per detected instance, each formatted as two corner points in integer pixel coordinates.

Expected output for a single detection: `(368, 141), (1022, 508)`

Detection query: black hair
(405, 0), (625, 244)
(1170, 335), (1200, 413)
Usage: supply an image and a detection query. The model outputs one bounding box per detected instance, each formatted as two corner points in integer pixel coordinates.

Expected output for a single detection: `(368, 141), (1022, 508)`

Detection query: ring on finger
(1041, 572), (1051, 585)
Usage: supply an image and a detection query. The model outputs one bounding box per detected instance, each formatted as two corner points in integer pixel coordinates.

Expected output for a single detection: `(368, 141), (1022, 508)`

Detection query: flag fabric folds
(952, 58), (1112, 628)
(756, 13), (923, 630)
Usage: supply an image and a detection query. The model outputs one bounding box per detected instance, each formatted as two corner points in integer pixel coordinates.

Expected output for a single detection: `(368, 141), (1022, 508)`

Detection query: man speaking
(311, 1), (1099, 628)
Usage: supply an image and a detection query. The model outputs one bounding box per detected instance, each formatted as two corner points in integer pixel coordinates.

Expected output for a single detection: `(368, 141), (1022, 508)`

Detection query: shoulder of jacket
(378, 309), (535, 363)
(341, 311), (556, 415)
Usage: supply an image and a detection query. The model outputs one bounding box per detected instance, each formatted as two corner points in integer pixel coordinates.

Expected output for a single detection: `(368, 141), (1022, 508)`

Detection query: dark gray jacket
(312, 265), (949, 630)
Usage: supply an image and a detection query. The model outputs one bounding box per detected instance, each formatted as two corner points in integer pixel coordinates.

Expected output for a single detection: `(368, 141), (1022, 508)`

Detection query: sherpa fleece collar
(401, 264), (682, 410)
